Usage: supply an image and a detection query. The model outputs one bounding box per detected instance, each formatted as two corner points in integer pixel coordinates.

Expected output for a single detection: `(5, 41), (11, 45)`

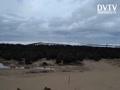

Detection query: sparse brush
(43, 87), (51, 90)
(17, 88), (21, 90)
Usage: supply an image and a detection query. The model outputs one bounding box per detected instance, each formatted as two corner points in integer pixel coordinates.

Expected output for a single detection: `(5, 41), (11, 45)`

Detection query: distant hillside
(30, 42), (120, 48)
(0, 43), (120, 64)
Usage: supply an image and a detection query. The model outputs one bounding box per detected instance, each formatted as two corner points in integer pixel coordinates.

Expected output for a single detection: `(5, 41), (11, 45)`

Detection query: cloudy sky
(0, 0), (120, 44)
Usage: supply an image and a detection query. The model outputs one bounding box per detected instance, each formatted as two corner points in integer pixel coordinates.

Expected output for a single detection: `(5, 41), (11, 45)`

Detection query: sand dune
(0, 60), (120, 90)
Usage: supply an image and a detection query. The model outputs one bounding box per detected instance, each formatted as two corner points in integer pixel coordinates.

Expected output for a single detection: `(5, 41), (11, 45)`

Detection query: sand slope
(0, 60), (120, 90)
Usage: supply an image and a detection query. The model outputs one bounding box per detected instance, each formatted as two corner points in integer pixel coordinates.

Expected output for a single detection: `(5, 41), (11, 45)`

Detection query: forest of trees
(0, 43), (120, 64)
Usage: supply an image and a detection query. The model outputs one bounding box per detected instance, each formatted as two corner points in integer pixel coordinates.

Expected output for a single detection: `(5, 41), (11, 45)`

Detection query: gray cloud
(0, 0), (120, 44)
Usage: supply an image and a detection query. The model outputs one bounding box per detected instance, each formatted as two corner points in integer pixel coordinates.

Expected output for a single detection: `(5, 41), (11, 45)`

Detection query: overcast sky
(0, 0), (120, 44)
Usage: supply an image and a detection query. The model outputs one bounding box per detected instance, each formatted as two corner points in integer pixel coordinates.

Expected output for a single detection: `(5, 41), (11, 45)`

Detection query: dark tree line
(0, 43), (120, 64)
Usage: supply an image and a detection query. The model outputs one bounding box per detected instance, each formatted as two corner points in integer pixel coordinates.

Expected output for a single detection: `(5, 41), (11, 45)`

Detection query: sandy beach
(0, 60), (120, 90)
